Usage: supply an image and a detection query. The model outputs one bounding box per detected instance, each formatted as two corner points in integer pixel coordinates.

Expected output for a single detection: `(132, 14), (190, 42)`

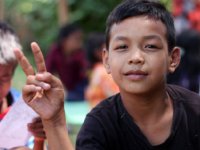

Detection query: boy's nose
(128, 49), (144, 65)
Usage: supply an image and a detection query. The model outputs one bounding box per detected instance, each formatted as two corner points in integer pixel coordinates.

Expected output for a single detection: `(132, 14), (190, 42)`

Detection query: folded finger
(36, 72), (63, 88)
(22, 85), (42, 102)
(23, 85), (42, 93)
(26, 75), (51, 90)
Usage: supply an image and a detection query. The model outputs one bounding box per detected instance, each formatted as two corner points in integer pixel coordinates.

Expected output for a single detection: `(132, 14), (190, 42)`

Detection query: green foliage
(4, 0), (121, 55)
(5, 0), (58, 55)
(68, 0), (121, 32)
(160, 0), (172, 11)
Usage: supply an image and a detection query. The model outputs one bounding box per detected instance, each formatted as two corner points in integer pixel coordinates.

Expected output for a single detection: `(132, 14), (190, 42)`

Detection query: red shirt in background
(46, 44), (88, 91)
(188, 3), (200, 31)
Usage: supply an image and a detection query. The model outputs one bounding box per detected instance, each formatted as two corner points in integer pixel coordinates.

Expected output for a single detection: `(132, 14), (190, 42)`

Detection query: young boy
(14, 0), (200, 150)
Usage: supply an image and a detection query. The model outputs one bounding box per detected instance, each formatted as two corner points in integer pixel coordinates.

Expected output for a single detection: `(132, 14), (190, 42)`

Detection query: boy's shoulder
(167, 84), (200, 114)
(167, 84), (200, 102)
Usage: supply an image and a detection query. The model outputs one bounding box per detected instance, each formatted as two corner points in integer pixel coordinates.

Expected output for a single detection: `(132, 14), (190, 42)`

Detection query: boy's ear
(168, 47), (181, 73)
(102, 48), (111, 74)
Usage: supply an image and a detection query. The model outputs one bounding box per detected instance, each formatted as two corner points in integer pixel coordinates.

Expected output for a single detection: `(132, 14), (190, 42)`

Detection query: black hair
(57, 22), (82, 44)
(105, 0), (175, 52)
(85, 32), (105, 67)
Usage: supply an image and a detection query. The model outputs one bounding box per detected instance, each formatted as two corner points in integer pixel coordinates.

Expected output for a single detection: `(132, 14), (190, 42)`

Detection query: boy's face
(103, 16), (180, 95)
(0, 64), (13, 101)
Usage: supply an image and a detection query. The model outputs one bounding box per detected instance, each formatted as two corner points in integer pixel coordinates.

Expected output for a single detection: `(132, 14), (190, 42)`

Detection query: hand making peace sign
(14, 42), (65, 121)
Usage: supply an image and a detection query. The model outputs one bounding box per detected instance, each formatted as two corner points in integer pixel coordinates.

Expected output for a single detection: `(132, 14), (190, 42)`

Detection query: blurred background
(1, 0), (200, 146)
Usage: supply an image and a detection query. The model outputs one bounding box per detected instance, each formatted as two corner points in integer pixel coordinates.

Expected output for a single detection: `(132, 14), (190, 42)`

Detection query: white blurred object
(0, 97), (38, 149)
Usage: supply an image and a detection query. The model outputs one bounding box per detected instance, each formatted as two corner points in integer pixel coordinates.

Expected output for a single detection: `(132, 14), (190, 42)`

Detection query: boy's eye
(115, 45), (128, 50)
(144, 44), (159, 50)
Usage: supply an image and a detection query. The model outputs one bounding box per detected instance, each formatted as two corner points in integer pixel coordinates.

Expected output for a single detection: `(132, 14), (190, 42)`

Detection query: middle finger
(31, 42), (47, 73)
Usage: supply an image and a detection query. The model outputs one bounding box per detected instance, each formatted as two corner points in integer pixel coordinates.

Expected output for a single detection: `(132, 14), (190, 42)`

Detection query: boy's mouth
(124, 70), (148, 80)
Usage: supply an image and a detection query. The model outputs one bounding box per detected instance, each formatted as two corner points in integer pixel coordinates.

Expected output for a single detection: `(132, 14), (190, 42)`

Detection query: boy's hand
(28, 117), (46, 139)
(14, 42), (65, 121)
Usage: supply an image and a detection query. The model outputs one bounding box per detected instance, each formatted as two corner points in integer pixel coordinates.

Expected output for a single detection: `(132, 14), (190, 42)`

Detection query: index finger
(14, 49), (35, 76)
(31, 42), (47, 73)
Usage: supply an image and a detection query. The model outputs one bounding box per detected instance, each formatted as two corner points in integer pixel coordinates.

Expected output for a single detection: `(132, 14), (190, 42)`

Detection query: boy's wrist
(42, 108), (67, 128)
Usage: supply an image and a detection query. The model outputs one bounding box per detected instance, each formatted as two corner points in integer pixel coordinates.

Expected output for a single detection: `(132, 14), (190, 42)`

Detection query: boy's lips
(124, 70), (148, 80)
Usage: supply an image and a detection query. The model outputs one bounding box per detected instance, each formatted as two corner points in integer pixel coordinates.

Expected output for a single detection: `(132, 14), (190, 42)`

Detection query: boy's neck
(120, 85), (172, 124)
(120, 85), (174, 145)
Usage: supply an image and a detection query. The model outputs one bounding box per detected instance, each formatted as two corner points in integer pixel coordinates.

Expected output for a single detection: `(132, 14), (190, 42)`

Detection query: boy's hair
(105, 0), (175, 52)
(85, 32), (105, 67)
(0, 21), (22, 69)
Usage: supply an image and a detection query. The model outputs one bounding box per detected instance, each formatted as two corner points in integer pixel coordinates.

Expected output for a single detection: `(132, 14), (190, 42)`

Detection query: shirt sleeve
(76, 115), (107, 150)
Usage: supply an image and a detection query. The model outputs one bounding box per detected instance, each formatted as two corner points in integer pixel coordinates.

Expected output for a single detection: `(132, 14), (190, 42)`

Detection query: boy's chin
(121, 83), (164, 95)
(122, 85), (150, 95)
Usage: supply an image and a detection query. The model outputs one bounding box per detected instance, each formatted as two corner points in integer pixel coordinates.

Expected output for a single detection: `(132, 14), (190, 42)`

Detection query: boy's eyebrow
(113, 36), (128, 41)
(113, 35), (162, 41)
(143, 35), (162, 41)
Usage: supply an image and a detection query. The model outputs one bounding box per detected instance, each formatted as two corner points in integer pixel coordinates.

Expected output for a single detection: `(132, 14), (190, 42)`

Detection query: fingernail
(31, 42), (37, 47)
(43, 83), (51, 90)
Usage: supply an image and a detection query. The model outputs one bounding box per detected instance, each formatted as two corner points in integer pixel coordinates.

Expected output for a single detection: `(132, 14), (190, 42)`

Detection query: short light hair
(0, 22), (22, 68)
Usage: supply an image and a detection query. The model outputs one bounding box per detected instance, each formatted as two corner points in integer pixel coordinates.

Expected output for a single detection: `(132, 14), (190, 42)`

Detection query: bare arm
(14, 42), (74, 150)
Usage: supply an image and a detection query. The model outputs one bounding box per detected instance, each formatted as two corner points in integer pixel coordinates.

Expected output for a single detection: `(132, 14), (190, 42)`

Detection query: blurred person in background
(170, 0), (200, 94)
(188, 0), (200, 32)
(0, 21), (45, 150)
(172, 0), (200, 34)
(46, 22), (88, 101)
(85, 32), (119, 108)
(172, 0), (193, 35)
(167, 29), (200, 93)
(0, 21), (22, 120)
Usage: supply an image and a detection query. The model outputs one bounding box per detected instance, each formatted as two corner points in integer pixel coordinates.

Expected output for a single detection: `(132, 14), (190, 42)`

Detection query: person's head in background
(57, 22), (83, 55)
(0, 21), (21, 103)
(103, 0), (180, 94)
(85, 32), (105, 68)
